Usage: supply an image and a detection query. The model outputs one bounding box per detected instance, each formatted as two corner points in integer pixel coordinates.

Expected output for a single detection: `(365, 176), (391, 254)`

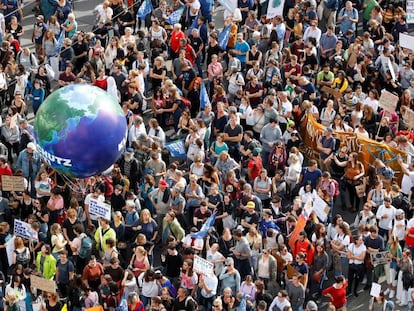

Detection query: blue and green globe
(34, 84), (127, 178)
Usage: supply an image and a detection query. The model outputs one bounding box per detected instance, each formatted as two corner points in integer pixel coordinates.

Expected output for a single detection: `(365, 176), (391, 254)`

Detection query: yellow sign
(30, 275), (56, 293)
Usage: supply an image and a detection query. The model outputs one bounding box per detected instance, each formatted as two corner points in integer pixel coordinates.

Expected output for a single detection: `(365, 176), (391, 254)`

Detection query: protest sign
(321, 86), (341, 99)
(30, 274), (56, 293)
(407, 1), (414, 24)
(371, 251), (391, 267)
(165, 140), (186, 159)
(89, 199), (111, 220)
(2, 175), (25, 192)
(312, 195), (330, 222)
(379, 90), (399, 113)
(403, 107), (414, 129)
(400, 33), (414, 49)
(370, 282), (381, 297)
(14, 219), (38, 241)
(193, 255), (214, 276)
(267, 0), (285, 19)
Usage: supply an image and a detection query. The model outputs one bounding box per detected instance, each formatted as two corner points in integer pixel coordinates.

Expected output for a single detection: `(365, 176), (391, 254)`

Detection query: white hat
(396, 209), (405, 216)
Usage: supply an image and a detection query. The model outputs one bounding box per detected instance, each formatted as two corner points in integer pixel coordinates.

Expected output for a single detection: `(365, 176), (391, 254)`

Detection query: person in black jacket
(117, 149), (139, 192)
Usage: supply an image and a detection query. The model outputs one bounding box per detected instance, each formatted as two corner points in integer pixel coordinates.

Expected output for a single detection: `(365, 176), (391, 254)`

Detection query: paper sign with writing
(193, 255), (214, 276)
(30, 274), (56, 293)
(89, 199), (111, 220)
(312, 195), (330, 222)
(2, 175), (25, 192)
(14, 219), (38, 241)
(371, 251), (391, 267)
(403, 107), (414, 129)
(379, 90), (398, 112)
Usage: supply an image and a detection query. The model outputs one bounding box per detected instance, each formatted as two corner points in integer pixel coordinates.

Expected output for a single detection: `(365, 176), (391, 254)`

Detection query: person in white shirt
(398, 155), (414, 196)
(376, 197), (396, 240)
(269, 290), (291, 311)
(128, 116), (146, 148)
(388, 209), (407, 246)
(347, 235), (366, 296)
(95, 1), (113, 23)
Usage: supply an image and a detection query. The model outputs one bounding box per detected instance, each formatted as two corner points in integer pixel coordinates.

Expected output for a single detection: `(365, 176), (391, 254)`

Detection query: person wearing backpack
(70, 223), (91, 274)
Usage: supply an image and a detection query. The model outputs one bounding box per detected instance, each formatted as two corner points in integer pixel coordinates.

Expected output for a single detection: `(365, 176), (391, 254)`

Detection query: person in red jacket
(322, 275), (348, 310)
(292, 231), (315, 266)
(128, 292), (145, 311)
(0, 156), (12, 178)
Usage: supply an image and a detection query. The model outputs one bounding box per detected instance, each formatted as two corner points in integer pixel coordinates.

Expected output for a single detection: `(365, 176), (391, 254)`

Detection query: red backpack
(330, 179), (340, 198)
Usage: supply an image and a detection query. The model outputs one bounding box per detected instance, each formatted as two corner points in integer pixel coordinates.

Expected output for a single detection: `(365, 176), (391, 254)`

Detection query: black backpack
(392, 194), (411, 216)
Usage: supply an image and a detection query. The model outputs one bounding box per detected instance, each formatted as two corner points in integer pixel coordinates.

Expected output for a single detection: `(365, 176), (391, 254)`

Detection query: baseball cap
(225, 257), (234, 266)
(159, 180), (168, 187)
(325, 127), (333, 133)
(252, 148), (261, 156)
(246, 201), (255, 209)
(306, 300), (318, 311)
(396, 209), (405, 216)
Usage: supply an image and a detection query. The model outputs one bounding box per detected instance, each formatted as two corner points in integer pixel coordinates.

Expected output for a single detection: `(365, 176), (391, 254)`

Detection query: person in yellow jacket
(94, 217), (116, 253)
(36, 244), (57, 280)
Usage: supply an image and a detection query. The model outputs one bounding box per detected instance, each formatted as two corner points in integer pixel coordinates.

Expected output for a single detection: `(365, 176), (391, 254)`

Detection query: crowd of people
(0, 0), (413, 310)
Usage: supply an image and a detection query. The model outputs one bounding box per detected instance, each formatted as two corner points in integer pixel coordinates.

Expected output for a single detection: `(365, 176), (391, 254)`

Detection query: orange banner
(300, 114), (407, 184)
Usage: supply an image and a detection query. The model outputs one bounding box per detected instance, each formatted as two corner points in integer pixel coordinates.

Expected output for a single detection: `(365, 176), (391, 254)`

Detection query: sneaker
(361, 277), (367, 284)
(389, 290), (395, 299)
(384, 288), (390, 295)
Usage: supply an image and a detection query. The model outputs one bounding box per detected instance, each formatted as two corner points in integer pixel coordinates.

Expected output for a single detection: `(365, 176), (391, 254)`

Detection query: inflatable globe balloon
(34, 84), (127, 178)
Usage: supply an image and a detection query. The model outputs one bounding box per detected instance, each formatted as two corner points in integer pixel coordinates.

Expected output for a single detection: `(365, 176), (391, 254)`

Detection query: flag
(218, 26), (231, 50)
(165, 139), (186, 159)
(237, 294), (247, 311)
(55, 30), (65, 55)
(137, 0), (152, 20)
(199, 80), (210, 110)
(190, 212), (216, 239)
(167, 5), (185, 25)
(189, 13), (199, 31)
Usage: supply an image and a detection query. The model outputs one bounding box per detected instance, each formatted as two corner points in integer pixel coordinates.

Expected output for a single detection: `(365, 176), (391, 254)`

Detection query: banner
(300, 114), (406, 184)
(137, 0), (152, 19)
(167, 6), (185, 25)
(30, 274), (56, 292)
(267, 0), (285, 19)
(407, 0), (414, 24)
(165, 140), (187, 159)
(379, 90), (399, 113)
(14, 219), (38, 241)
(200, 81), (210, 110)
(2, 175), (25, 192)
(89, 199), (111, 220)
(193, 255), (214, 276)
(288, 200), (312, 252)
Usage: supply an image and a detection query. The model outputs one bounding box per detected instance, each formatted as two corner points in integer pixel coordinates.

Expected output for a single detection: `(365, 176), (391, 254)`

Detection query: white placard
(14, 219), (38, 241)
(193, 255), (214, 276)
(311, 195), (330, 222)
(403, 107), (414, 129)
(400, 33), (414, 49)
(407, 0), (414, 24)
(6, 236), (15, 266)
(379, 90), (399, 113)
(89, 198), (111, 220)
(370, 282), (381, 297)
(267, 0), (285, 19)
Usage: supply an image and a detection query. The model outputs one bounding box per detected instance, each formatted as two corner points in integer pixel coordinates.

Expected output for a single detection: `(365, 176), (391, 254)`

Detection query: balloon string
(57, 171), (88, 195)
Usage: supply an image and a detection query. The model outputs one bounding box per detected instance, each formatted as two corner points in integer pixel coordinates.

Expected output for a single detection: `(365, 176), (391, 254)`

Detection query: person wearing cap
(219, 257), (241, 294)
(388, 209), (407, 248)
(149, 179), (171, 227)
(17, 142), (42, 196)
(32, 15), (47, 56)
(241, 201), (259, 233)
(260, 117), (282, 169)
(305, 300), (318, 311)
